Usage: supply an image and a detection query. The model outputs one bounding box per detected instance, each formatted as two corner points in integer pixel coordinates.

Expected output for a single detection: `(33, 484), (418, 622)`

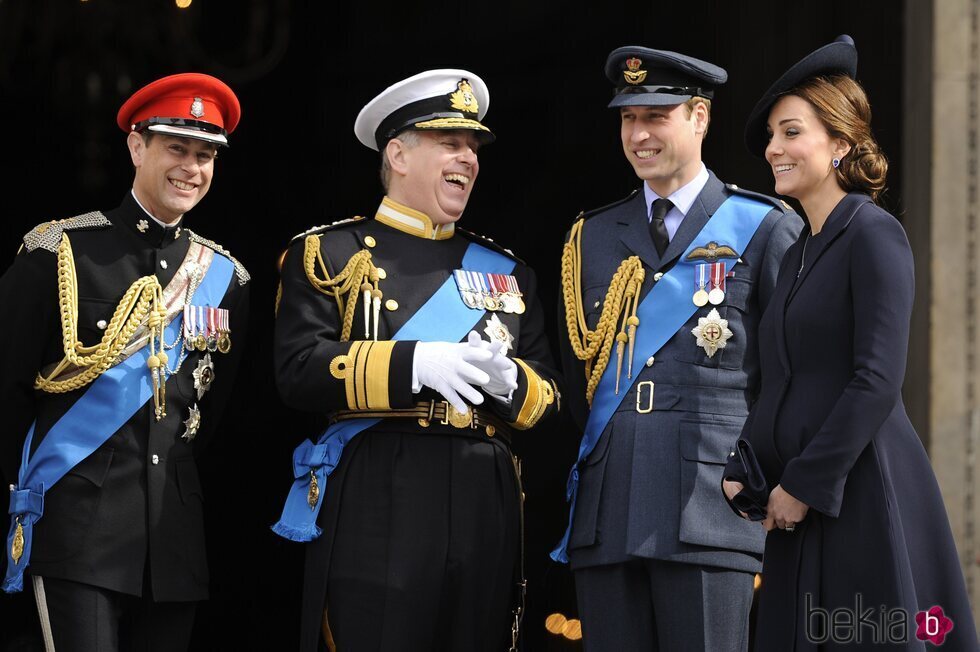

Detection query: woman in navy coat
(723, 36), (979, 651)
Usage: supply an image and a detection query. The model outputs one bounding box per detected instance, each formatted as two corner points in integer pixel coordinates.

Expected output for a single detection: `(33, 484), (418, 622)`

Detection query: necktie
(649, 198), (673, 258)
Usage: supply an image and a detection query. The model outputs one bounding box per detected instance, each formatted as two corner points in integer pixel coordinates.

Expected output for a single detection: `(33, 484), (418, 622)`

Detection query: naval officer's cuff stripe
(333, 340), (397, 411)
(509, 358), (553, 430)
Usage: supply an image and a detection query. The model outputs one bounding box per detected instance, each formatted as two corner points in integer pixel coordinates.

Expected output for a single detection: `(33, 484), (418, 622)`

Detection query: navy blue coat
(729, 193), (979, 650)
(561, 171), (802, 573)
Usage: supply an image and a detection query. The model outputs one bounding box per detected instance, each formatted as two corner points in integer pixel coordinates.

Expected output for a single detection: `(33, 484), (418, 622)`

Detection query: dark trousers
(575, 559), (754, 652)
(323, 431), (520, 652)
(32, 576), (196, 652)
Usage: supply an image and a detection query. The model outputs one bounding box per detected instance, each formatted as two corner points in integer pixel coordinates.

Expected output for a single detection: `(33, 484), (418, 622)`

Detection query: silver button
(160, 260), (168, 269)
(646, 356), (655, 367)
(96, 319), (108, 330)
(593, 301), (600, 309)
(151, 454), (159, 465)
(653, 272), (664, 281)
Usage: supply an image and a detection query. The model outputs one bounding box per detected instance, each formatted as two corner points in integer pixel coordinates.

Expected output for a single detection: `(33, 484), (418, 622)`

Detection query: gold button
(418, 418), (430, 428)
(485, 425), (496, 437)
(653, 272), (663, 281)
(646, 356), (655, 367)
(385, 299), (399, 311)
(364, 236), (376, 248)
(376, 267), (387, 280)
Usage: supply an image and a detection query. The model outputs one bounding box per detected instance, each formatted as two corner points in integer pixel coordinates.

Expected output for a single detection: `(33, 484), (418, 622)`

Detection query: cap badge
(449, 79), (479, 114)
(190, 97), (205, 119)
(624, 57), (647, 85)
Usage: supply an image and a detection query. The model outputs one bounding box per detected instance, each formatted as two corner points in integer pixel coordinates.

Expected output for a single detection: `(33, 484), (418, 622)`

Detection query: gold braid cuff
(34, 233), (171, 419)
(561, 218), (645, 406)
(509, 359), (554, 430)
(303, 234), (382, 342)
(329, 340), (397, 410)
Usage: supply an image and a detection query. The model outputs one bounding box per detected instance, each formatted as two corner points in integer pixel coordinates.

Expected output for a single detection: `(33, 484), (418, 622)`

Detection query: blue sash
(3, 254), (235, 593)
(551, 195), (772, 563)
(272, 242), (516, 542)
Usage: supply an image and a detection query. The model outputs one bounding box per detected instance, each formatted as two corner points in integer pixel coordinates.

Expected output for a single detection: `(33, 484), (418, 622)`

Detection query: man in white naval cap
(272, 69), (560, 651)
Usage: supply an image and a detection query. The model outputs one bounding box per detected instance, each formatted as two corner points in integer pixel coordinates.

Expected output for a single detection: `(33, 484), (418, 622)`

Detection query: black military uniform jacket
(274, 196), (561, 648)
(0, 193), (249, 601)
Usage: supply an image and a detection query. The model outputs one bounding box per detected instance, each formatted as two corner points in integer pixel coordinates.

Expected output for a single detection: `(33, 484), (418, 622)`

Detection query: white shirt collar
(642, 163), (709, 219)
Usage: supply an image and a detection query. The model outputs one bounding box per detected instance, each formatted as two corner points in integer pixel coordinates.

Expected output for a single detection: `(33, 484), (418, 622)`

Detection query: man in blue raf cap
(553, 47), (802, 650)
(272, 69), (560, 651)
(0, 73), (249, 651)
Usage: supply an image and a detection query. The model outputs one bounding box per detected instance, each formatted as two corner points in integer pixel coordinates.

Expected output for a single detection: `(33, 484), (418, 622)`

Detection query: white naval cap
(354, 69), (493, 151)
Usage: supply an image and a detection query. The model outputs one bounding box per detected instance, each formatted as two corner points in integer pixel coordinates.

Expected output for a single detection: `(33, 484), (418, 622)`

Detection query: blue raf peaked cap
(604, 46), (727, 108)
(744, 35), (859, 158)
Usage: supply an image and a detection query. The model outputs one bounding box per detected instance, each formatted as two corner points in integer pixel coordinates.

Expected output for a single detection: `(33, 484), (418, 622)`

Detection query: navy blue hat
(604, 46), (728, 108)
(744, 35), (859, 158)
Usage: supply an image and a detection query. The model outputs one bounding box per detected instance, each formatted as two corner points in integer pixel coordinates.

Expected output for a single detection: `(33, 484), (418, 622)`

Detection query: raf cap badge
(691, 308), (733, 357)
(623, 57), (647, 85)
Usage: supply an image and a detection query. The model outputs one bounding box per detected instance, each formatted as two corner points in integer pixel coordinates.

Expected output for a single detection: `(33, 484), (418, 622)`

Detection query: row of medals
(464, 290), (526, 314)
(183, 306), (232, 354)
(693, 283), (725, 307)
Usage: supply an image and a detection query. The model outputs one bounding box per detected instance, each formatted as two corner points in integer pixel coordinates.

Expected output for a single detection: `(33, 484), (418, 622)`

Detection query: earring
(832, 157), (841, 169)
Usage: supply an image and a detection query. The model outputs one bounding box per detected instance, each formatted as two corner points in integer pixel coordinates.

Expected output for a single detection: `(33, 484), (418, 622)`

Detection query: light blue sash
(3, 254), (234, 593)
(272, 242), (516, 542)
(552, 194), (772, 563)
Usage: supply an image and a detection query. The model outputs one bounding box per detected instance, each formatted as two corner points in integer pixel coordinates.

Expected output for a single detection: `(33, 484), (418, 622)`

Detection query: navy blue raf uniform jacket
(0, 193), (250, 601)
(561, 171), (802, 573)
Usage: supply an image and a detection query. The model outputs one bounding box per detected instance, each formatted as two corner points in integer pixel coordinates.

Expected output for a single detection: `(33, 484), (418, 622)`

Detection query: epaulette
(289, 216), (367, 244)
(457, 228), (525, 265)
(184, 229), (250, 286)
(22, 211), (112, 253)
(724, 184), (793, 213)
(578, 189), (642, 222)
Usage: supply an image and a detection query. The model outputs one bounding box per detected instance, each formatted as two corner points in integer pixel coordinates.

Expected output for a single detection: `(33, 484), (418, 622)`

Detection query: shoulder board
(456, 228), (525, 265)
(184, 229), (250, 286)
(289, 216), (367, 244)
(580, 189), (642, 221)
(22, 211), (112, 253)
(724, 184), (792, 212)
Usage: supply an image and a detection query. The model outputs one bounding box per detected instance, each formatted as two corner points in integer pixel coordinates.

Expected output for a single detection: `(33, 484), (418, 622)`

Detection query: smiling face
(765, 94), (849, 204)
(128, 133), (216, 223)
(386, 129), (481, 224)
(619, 102), (706, 197)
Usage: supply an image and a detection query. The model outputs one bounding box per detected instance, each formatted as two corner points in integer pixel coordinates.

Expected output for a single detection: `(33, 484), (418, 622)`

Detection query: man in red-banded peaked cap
(0, 71), (249, 652)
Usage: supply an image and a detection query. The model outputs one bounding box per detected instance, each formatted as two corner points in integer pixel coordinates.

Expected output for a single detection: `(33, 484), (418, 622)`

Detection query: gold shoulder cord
(303, 234), (383, 342)
(35, 233), (171, 419)
(561, 218), (645, 405)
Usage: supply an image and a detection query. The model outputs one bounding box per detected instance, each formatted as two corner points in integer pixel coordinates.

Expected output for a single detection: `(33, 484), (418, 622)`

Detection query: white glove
(466, 330), (518, 399)
(412, 341), (492, 413)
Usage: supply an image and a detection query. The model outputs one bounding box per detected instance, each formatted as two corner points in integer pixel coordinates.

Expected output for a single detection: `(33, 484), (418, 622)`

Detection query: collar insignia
(137, 219), (149, 233)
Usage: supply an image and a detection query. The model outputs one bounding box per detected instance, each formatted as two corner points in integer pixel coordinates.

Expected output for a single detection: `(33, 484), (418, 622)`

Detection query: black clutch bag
(725, 440), (770, 522)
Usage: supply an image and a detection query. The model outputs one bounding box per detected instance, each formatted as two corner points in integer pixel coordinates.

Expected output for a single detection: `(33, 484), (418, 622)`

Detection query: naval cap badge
(691, 308), (733, 358)
(449, 79), (479, 114)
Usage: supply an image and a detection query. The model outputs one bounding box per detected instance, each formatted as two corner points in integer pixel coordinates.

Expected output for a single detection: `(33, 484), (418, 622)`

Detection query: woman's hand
(722, 480), (750, 519)
(762, 484), (809, 532)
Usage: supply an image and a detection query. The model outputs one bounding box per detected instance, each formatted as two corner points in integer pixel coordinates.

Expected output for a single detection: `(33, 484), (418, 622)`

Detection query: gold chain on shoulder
(561, 218), (645, 405)
(303, 234), (383, 342)
(35, 233), (171, 419)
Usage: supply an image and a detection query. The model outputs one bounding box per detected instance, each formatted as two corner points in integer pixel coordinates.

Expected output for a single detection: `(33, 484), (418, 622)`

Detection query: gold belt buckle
(635, 381), (654, 414)
(440, 401), (474, 429)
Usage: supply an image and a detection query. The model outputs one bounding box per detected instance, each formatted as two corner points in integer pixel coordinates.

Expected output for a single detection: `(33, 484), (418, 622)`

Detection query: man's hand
(465, 330), (518, 397)
(761, 484), (809, 532)
(412, 341), (493, 413)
